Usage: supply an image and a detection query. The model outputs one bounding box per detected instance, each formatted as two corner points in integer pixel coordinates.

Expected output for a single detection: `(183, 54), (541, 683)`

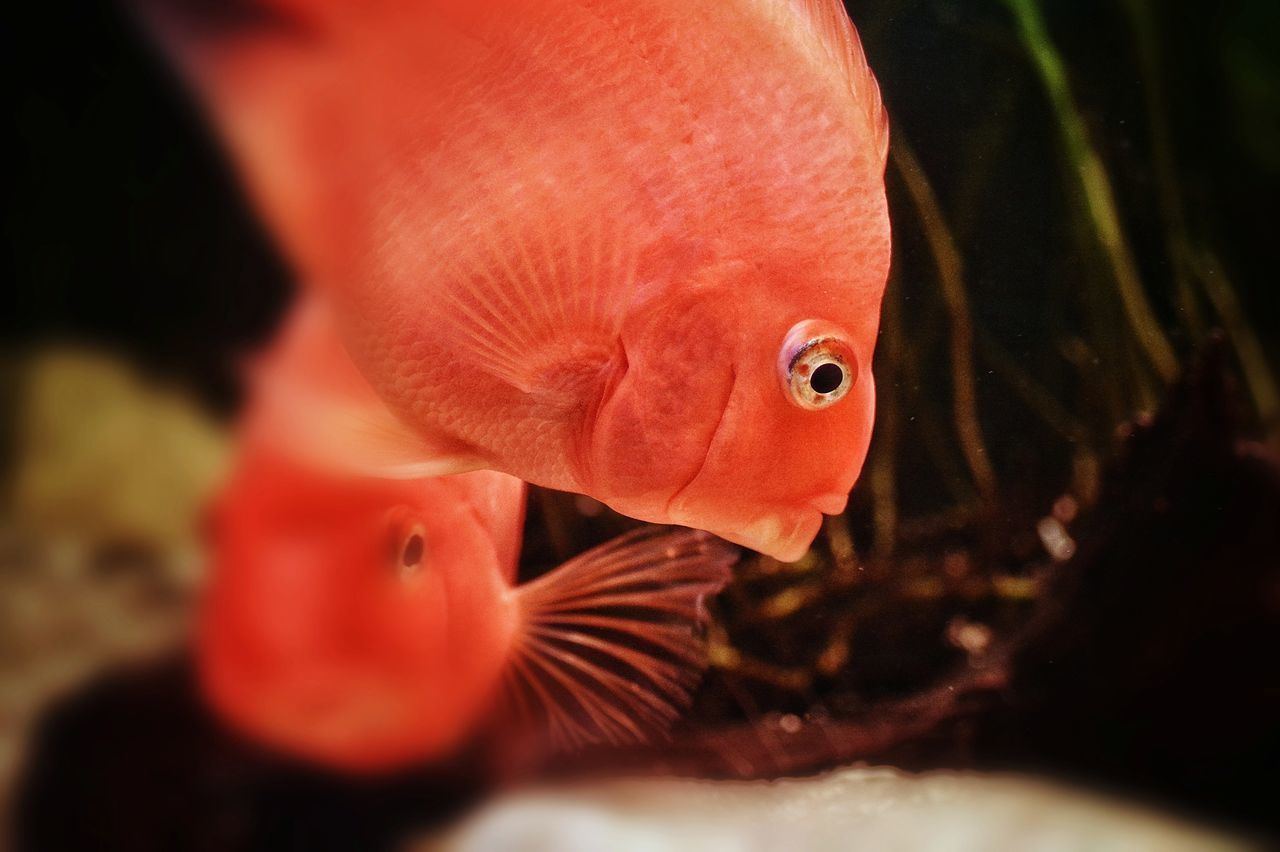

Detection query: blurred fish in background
(2, 0), (1278, 850)
(201, 302), (735, 771)
(202, 445), (733, 773)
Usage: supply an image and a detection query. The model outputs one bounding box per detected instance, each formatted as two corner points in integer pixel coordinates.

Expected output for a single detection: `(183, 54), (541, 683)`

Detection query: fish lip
(717, 508), (825, 563)
(806, 492), (849, 515)
(668, 505), (824, 563)
(657, 366), (839, 561)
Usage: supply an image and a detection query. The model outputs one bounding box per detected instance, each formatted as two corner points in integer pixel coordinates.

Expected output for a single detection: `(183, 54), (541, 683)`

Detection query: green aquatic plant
(892, 138), (998, 506)
(1001, 0), (1178, 385)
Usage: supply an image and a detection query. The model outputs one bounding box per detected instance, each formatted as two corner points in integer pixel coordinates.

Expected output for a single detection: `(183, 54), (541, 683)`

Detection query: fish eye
(778, 320), (857, 411)
(395, 524), (428, 581)
(809, 362), (845, 394)
(401, 531), (425, 568)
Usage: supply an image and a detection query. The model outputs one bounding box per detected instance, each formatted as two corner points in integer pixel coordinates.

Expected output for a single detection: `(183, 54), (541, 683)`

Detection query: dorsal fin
(785, 0), (890, 171)
(505, 527), (737, 751)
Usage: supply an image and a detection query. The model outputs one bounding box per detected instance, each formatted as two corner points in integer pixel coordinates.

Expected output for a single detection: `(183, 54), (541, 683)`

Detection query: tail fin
(506, 527), (738, 751)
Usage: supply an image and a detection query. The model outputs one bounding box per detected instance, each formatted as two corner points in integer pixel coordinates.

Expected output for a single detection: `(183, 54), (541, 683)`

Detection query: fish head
(589, 251), (884, 563)
(200, 453), (519, 771)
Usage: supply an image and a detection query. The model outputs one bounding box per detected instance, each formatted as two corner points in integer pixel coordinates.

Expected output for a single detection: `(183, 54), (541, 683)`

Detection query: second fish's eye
(401, 532), (425, 568)
(779, 321), (856, 411)
(395, 523), (428, 581)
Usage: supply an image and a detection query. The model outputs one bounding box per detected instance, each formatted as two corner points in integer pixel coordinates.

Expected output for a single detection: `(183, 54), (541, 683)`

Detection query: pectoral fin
(506, 527), (737, 751)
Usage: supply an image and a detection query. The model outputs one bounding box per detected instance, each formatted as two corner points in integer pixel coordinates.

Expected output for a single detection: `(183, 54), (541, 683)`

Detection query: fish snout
(806, 492), (850, 516)
(752, 509), (826, 562)
(679, 507), (824, 564)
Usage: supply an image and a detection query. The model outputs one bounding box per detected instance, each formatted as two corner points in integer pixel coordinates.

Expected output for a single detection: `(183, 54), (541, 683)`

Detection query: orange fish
(144, 0), (891, 561)
(200, 447), (736, 772)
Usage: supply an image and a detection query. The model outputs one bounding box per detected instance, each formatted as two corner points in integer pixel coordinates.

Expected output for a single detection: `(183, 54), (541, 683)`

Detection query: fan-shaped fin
(506, 527), (738, 751)
(426, 195), (635, 394)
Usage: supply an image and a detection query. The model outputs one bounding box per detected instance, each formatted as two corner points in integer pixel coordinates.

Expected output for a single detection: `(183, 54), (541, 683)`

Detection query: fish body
(201, 434), (734, 771)
(145, 0), (891, 560)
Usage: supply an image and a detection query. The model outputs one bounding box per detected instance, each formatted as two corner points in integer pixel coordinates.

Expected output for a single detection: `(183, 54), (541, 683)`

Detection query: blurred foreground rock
(432, 766), (1248, 852)
(0, 349), (227, 832)
(5, 348), (228, 550)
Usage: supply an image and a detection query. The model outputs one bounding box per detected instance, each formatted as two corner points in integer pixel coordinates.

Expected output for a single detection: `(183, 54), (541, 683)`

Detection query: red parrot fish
(200, 447), (736, 772)
(142, 0), (891, 561)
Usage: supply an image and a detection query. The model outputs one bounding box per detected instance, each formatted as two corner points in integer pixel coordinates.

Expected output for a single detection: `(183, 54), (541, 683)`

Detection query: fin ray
(526, 626), (696, 697)
(506, 527), (737, 749)
(523, 638), (679, 729)
(530, 613), (709, 663)
(426, 190), (634, 393)
(522, 641), (650, 743)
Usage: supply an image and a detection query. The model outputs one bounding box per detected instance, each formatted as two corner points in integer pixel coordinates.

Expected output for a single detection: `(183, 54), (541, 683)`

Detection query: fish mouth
(668, 504), (826, 563)
(660, 362), (845, 561)
(750, 496), (851, 560)
(807, 492), (850, 516)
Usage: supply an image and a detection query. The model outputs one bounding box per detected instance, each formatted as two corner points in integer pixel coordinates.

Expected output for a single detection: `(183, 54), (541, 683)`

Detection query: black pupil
(810, 362), (844, 394)
(401, 533), (425, 567)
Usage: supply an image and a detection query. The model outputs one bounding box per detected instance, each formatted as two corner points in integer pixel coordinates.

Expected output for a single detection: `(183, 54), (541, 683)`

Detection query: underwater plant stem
(891, 140), (998, 503)
(1121, 0), (1204, 338)
(822, 513), (861, 582)
(952, 83), (1016, 247)
(1002, 0), (1179, 384)
(974, 328), (1088, 443)
(868, 272), (903, 559)
(901, 345), (977, 506)
(717, 647), (813, 695)
(1191, 249), (1280, 425)
(1124, 336), (1160, 415)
